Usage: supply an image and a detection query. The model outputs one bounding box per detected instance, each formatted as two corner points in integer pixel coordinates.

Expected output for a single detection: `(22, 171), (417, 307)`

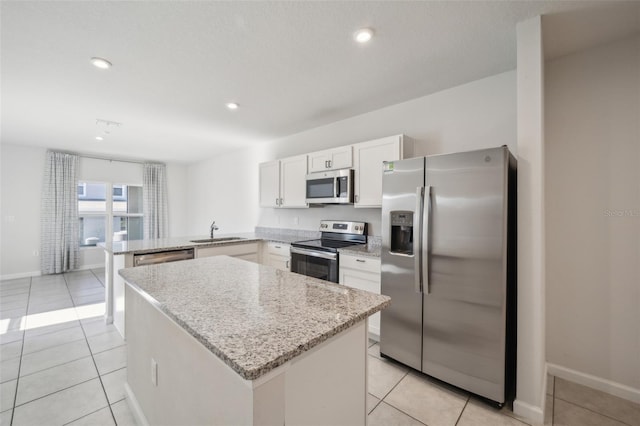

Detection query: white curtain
(41, 151), (80, 274)
(143, 163), (169, 239)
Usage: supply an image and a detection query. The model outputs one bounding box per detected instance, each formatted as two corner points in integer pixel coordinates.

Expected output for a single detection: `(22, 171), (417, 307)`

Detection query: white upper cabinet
(259, 160), (280, 208)
(259, 155), (308, 208)
(353, 135), (413, 208)
(307, 146), (353, 173)
(279, 155), (308, 208)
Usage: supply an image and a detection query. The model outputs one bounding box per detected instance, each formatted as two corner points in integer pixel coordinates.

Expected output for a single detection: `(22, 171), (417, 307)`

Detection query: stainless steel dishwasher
(133, 248), (195, 266)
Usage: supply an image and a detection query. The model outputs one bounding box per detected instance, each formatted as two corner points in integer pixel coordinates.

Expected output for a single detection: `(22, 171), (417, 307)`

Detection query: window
(112, 185), (124, 197)
(78, 182), (143, 247)
(113, 185), (143, 242)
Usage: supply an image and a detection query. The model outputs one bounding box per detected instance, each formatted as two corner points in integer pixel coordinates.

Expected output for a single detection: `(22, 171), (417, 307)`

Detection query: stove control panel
(319, 220), (367, 235)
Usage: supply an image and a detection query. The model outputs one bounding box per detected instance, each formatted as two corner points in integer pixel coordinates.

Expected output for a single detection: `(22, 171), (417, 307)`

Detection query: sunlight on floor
(0, 302), (105, 334)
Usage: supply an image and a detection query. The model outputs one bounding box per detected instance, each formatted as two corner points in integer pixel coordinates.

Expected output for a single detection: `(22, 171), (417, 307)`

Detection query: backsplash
(254, 227), (320, 241)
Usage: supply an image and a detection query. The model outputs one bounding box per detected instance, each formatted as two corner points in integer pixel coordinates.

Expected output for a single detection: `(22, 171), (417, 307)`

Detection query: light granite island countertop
(119, 255), (390, 425)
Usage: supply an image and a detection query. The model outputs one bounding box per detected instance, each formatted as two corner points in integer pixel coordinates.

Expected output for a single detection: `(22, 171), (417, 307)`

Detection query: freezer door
(422, 147), (509, 403)
(380, 156), (424, 371)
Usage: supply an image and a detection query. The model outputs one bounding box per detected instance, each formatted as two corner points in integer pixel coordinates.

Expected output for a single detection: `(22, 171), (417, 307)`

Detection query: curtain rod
(80, 154), (146, 165)
(49, 149), (164, 165)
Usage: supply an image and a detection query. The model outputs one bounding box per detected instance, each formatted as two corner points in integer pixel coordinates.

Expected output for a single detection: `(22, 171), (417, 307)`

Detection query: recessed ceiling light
(95, 136), (104, 141)
(90, 57), (112, 69)
(354, 28), (374, 43)
(226, 102), (239, 110)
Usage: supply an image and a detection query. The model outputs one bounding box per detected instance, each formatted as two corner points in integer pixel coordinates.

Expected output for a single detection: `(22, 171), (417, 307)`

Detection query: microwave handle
(334, 177), (339, 198)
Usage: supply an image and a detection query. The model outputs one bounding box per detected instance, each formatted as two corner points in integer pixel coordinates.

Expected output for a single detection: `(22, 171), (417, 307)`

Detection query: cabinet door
(329, 146), (353, 170)
(308, 146), (353, 172)
(268, 254), (290, 271)
(259, 160), (280, 207)
(280, 155), (308, 208)
(307, 151), (330, 173)
(339, 260), (382, 339)
(353, 136), (402, 208)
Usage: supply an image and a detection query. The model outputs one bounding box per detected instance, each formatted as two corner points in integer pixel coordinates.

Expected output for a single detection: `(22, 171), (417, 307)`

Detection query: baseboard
(124, 382), (149, 426)
(513, 363), (547, 424)
(0, 263), (104, 281)
(0, 270), (41, 281)
(547, 362), (640, 404)
(513, 399), (545, 424)
(77, 263), (105, 271)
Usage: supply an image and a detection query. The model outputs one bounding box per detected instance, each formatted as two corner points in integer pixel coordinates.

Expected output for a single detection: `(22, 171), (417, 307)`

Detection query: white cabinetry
(307, 146), (353, 173)
(259, 155), (308, 208)
(339, 254), (382, 340)
(353, 134), (413, 208)
(196, 242), (260, 263)
(263, 241), (291, 271)
(259, 160), (280, 208)
(111, 253), (133, 339)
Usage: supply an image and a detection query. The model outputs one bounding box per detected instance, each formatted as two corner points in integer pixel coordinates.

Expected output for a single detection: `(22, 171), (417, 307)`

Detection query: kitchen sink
(189, 237), (247, 244)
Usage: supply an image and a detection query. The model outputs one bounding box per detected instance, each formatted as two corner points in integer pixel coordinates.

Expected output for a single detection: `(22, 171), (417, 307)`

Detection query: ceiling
(1, 1), (638, 164)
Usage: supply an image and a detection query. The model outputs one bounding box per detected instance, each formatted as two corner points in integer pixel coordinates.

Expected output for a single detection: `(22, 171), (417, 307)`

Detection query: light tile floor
(1, 269), (135, 425)
(2, 269), (639, 425)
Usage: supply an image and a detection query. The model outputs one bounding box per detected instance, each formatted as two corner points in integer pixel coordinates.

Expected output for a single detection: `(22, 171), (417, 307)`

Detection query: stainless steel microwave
(305, 169), (354, 204)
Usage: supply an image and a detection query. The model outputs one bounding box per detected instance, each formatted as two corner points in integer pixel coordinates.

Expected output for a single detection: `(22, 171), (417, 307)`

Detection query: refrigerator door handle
(414, 186), (424, 293)
(423, 186), (432, 294)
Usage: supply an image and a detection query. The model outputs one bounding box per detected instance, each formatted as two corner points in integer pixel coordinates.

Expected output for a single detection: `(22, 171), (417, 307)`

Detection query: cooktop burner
(291, 238), (362, 253)
(291, 220), (367, 253)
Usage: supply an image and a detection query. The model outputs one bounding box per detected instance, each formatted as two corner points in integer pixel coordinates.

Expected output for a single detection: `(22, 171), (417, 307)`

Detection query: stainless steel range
(291, 220), (367, 283)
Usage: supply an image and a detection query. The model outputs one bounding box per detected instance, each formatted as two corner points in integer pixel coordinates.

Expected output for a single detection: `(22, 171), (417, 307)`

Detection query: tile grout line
(453, 395), (470, 426)
(13, 376), (99, 410)
(62, 270), (119, 425)
(373, 368), (431, 425)
(61, 405), (111, 426)
(9, 275), (32, 426)
(553, 396), (636, 426)
(15, 354), (95, 381)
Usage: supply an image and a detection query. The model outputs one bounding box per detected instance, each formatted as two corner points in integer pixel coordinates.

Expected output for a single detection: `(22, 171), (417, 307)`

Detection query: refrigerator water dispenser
(390, 211), (414, 255)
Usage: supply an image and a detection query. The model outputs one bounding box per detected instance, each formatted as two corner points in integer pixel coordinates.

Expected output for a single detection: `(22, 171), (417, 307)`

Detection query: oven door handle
(291, 247), (338, 261)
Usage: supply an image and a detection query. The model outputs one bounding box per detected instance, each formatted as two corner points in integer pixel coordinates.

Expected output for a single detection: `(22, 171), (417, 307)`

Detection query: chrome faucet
(210, 221), (219, 239)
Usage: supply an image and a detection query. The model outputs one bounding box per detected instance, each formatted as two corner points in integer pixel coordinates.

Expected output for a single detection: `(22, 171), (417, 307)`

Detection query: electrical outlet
(151, 358), (158, 386)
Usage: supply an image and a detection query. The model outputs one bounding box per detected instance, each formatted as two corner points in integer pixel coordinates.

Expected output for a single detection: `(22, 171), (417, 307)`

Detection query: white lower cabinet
(196, 242), (260, 263)
(339, 254), (381, 340)
(263, 241), (291, 271)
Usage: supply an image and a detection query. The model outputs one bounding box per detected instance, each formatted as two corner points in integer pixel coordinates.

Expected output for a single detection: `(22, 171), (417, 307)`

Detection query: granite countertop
(120, 256), (390, 381)
(338, 236), (382, 258)
(99, 228), (319, 255)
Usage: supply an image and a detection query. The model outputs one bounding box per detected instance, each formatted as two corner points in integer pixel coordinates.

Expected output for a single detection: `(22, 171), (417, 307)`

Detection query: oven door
(290, 247), (338, 282)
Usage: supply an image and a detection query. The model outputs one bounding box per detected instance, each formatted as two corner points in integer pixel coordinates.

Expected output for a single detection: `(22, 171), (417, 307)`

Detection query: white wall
(0, 143), (189, 278)
(0, 144), (46, 278)
(545, 35), (640, 398)
(186, 145), (268, 236)
(513, 16), (547, 423)
(187, 70), (517, 237)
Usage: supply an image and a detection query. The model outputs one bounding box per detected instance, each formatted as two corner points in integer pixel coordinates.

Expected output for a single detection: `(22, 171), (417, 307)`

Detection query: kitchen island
(120, 255), (390, 425)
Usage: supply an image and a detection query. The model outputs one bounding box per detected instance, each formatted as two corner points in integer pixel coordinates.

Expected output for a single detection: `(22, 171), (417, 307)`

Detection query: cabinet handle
(356, 259), (365, 263)
(355, 194), (359, 203)
(275, 198), (279, 206)
(324, 160), (329, 168)
(286, 260), (290, 269)
(275, 246), (281, 249)
(328, 160), (332, 168)
(280, 198), (283, 205)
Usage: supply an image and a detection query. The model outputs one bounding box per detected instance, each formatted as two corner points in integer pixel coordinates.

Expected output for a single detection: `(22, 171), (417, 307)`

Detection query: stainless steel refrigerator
(380, 146), (516, 405)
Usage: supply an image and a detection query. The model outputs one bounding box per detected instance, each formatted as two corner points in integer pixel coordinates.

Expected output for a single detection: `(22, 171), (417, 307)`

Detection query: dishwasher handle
(134, 248), (195, 266)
